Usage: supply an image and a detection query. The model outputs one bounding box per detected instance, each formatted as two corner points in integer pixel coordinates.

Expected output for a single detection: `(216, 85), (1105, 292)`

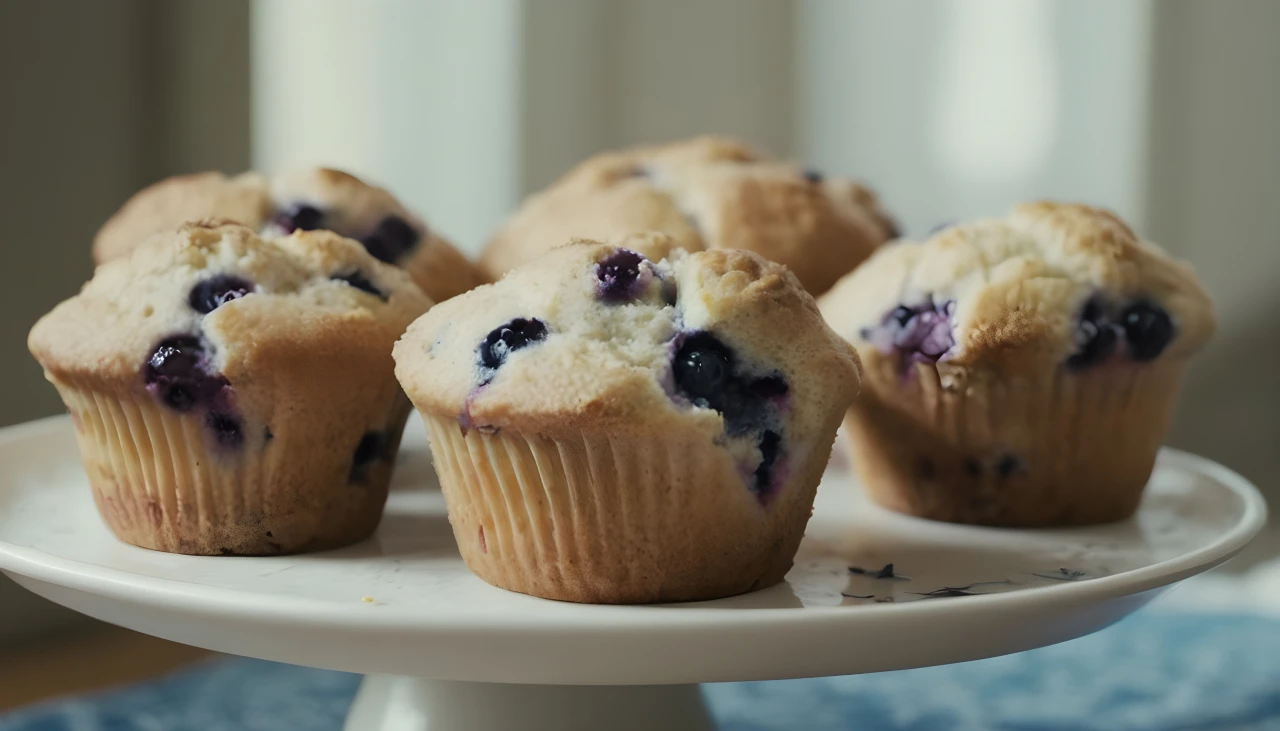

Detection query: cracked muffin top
(819, 201), (1215, 373)
(93, 167), (486, 303)
(480, 136), (897, 296)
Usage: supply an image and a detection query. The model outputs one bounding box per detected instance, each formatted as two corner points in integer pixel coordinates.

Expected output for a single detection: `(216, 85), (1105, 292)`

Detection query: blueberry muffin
(93, 172), (272, 264)
(480, 136), (897, 296)
(93, 167), (486, 303)
(31, 221), (431, 554)
(394, 232), (861, 603)
(820, 202), (1215, 526)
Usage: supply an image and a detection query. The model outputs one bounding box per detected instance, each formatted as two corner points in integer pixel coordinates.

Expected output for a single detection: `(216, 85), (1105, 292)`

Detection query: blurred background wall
(1, 0), (1276, 645)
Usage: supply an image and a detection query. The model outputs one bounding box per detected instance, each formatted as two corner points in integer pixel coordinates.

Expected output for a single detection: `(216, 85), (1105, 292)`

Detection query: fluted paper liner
(421, 412), (832, 604)
(54, 375), (409, 555)
(846, 358), (1190, 526)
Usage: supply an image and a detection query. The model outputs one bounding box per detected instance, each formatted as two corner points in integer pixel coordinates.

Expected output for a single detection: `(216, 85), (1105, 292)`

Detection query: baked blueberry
(755, 430), (781, 493)
(1122, 301), (1174, 361)
(360, 215), (420, 264)
(595, 249), (647, 303)
(143, 336), (226, 411)
(673, 331), (787, 439)
(274, 203), (324, 233)
(1066, 298), (1119, 370)
(350, 431), (385, 482)
(865, 299), (955, 367)
(333, 271), (387, 301)
(996, 454), (1023, 478)
(189, 275), (255, 314)
(207, 412), (243, 448)
(479, 318), (549, 371)
(673, 333), (733, 410)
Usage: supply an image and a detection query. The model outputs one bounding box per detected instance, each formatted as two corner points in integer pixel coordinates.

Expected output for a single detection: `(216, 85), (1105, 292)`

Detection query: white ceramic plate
(0, 415), (1264, 687)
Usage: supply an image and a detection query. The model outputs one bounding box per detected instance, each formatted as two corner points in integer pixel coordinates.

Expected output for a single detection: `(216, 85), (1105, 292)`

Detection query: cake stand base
(344, 676), (714, 731)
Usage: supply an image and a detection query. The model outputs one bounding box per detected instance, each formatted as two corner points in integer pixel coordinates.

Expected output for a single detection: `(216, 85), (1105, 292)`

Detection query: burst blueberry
(1122, 301), (1174, 361)
(189, 274), (254, 314)
(865, 299), (955, 367)
(143, 336), (226, 411)
(595, 248), (647, 303)
(274, 203), (325, 233)
(360, 215), (420, 264)
(479, 318), (549, 371)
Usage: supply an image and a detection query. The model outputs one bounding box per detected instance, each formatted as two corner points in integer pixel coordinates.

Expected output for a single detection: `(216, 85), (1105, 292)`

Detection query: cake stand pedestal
(0, 417), (1265, 730)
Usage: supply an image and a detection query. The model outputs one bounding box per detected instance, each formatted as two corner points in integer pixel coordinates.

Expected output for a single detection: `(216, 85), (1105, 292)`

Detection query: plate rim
(0, 415), (1268, 634)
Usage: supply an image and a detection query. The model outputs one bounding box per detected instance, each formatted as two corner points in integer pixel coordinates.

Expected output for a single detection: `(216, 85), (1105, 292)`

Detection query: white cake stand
(0, 416), (1266, 731)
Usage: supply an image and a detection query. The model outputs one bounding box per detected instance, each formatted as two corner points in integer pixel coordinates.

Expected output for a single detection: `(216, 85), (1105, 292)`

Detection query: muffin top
(93, 167), (486, 303)
(32, 221), (431, 392)
(479, 136), (897, 296)
(93, 172), (272, 264)
(395, 232), (860, 499)
(819, 202), (1215, 373)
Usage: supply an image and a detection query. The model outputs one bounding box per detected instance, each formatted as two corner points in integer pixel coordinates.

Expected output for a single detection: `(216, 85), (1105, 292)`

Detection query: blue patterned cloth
(4, 611), (1279, 731)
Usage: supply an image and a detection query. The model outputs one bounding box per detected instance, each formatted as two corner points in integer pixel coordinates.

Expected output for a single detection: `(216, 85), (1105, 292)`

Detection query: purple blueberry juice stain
(207, 412), (243, 448)
(861, 297), (956, 372)
(595, 248), (650, 303)
(189, 275), (254, 314)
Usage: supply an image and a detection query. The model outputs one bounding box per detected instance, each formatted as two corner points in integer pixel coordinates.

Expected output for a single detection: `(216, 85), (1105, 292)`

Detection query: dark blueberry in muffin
(751, 375), (789, 398)
(1122, 301), (1174, 361)
(673, 333), (733, 409)
(350, 431), (385, 482)
(360, 215), (420, 264)
(143, 336), (226, 412)
(595, 248), (647, 303)
(207, 412), (243, 448)
(996, 453), (1023, 478)
(189, 275), (255, 314)
(671, 332), (790, 498)
(333, 271), (387, 301)
(673, 332), (785, 432)
(1066, 298), (1119, 370)
(479, 318), (549, 371)
(754, 430), (782, 493)
(274, 203), (325, 233)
